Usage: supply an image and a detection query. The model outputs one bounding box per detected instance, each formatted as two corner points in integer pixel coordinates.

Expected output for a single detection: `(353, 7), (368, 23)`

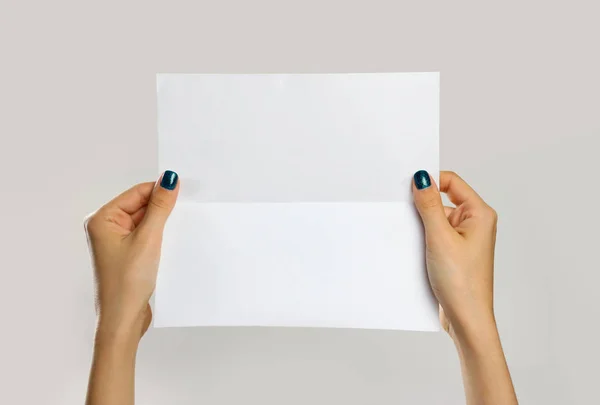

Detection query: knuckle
(491, 209), (498, 222)
(483, 205), (498, 223)
(445, 170), (458, 179)
(149, 197), (170, 211)
(444, 170), (461, 182)
(83, 212), (101, 234)
(420, 195), (440, 210)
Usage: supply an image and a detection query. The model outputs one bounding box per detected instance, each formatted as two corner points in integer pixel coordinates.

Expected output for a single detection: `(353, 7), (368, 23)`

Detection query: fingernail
(414, 170), (431, 190)
(160, 170), (178, 190)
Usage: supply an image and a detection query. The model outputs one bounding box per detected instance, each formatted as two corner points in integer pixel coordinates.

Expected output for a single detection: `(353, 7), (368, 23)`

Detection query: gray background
(0, 0), (598, 404)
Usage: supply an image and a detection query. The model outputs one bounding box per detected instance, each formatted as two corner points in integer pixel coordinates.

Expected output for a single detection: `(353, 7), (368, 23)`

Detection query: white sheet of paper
(155, 73), (440, 331)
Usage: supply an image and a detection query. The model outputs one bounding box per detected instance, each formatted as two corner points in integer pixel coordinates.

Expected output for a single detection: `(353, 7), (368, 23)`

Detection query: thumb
(412, 170), (451, 234)
(139, 170), (180, 232)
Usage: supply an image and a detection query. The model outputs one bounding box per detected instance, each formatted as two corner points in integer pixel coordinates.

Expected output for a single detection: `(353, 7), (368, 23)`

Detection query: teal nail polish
(414, 170), (431, 190)
(160, 170), (178, 190)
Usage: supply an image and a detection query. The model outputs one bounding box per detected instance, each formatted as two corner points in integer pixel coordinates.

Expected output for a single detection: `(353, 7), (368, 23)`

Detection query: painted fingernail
(414, 170), (431, 190)
(160, 170), (178, 190)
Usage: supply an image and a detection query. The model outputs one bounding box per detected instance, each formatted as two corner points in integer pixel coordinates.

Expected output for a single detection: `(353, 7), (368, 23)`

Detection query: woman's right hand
(412, 170), (517, 404)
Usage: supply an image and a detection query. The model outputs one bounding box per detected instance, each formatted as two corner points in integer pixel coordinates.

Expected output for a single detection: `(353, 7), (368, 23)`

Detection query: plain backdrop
(1, 1), (599, 404)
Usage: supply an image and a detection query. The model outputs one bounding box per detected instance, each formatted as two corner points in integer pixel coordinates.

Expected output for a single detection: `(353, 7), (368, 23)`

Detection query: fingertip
(159, 170), (179, 191)
(151, 170), (180, 209)
(413, 170), (432, 191)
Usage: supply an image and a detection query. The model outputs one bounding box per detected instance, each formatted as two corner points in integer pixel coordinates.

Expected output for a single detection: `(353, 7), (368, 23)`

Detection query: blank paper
(155, 73), (440, 331)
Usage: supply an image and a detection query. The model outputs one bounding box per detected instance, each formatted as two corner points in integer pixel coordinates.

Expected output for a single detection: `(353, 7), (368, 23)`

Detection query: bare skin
(84, 170), (517, 405)
(84, 176), (179, 405)
(412, 171), (518, 404)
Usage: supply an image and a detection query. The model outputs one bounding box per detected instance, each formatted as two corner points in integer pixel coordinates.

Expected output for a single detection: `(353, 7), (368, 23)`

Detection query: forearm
(86, 324), (140, 405)
(453, 315), (518, 405)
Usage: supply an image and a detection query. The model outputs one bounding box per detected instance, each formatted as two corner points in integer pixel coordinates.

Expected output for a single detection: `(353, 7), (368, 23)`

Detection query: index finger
(104, 182), (155, 214)
(439, 171), (486, 207)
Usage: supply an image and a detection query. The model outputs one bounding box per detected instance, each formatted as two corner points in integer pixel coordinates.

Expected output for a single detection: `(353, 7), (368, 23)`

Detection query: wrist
(450, 311), (501, 355)
(95, 310), (145, 348)
(442, 296), (496, 340)
(95, 321), (141, 349)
